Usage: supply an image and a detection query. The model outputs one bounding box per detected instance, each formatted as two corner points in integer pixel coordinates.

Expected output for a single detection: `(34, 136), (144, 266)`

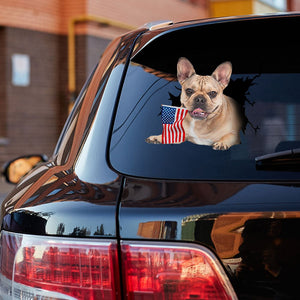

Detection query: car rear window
(109, 16), (300, 180)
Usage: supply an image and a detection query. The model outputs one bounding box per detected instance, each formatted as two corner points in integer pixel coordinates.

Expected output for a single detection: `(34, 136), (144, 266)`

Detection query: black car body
(1, 14), (300, 300)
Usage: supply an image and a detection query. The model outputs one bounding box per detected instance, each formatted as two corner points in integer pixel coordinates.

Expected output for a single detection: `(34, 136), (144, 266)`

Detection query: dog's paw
(146, 135), (162, 144)
(213, 141), (230, 151)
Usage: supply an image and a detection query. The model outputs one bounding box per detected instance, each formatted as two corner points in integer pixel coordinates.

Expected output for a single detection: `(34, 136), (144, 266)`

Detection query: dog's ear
(212, 62), (232, 89)
(177, 57), (196, 85)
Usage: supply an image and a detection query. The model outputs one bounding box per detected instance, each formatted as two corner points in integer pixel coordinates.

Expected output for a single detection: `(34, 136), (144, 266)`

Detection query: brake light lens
(0, 231), (120, 300)
(0, 231), (236, 300)
(121, 241), (237, 300)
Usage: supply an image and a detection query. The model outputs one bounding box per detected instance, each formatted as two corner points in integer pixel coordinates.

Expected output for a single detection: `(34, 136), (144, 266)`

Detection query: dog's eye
(208, 91), (217, 99)
(185, 88), (194, 96)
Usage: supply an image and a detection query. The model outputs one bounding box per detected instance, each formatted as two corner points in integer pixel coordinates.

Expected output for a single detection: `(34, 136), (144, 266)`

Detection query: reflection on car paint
(2, 170), (121, 237)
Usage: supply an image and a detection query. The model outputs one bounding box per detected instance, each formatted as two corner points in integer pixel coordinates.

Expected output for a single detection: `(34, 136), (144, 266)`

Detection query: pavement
(0, 178), (14, 204)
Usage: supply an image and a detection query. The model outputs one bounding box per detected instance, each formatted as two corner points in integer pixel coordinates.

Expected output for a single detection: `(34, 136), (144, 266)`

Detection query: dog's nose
(194, 95), (206, 104)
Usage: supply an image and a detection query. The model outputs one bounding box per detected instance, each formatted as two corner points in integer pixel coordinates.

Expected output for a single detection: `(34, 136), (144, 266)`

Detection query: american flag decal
(161, 105), (188, 144)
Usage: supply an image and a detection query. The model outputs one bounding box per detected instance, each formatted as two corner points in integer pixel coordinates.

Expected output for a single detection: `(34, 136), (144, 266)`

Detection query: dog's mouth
(190, 108), (209, 119)
(189, 105), (219, 120)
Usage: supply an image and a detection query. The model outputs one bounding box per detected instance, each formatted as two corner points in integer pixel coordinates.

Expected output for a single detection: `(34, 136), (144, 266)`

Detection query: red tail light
(121, 241), (237, 300)
(0, 231), (121, 299)
(0, 231), (237, 299)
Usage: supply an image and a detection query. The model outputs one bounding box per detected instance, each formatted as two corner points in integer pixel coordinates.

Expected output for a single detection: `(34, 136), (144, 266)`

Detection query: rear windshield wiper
(255, 148), (300, 171)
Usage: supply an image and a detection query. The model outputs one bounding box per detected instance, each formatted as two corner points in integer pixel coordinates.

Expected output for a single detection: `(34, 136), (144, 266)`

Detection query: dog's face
(177, 58), (232, 120)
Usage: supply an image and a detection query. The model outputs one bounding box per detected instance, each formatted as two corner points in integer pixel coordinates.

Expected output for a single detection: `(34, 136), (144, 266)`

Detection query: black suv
(1, 14), (300, 300)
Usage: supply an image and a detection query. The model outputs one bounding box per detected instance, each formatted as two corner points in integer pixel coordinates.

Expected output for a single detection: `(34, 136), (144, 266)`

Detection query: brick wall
(1, 27), (64, 162)
(0, 0), (62, 34)
(0, 0), (208, 35)
(85, 0), (207, 27)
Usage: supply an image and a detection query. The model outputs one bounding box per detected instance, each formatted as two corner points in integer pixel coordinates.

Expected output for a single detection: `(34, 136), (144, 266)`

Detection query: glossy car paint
(1, 14), (300, 299)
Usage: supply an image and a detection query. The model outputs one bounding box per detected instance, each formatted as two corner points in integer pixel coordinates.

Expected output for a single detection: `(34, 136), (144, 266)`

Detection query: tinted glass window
(109, 17), (300, 180)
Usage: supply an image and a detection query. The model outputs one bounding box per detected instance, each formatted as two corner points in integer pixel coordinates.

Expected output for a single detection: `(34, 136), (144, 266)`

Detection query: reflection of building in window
(262, 116), (286, 153)
(260, 103), (300, 154)
(286, 104), (296, 142)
